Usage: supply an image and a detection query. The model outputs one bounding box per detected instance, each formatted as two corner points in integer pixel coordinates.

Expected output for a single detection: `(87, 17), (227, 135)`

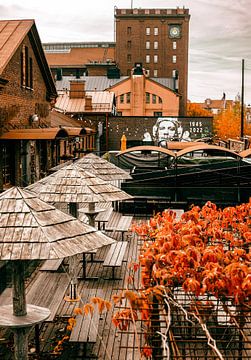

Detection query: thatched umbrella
(27, 162), (133, 226)
(0, 187), (114, 360)
(75, 153), (132, 184)
(26, 163), (133, 296)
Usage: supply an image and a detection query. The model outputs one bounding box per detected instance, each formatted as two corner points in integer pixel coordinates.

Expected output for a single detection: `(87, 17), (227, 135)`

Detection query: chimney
(85, 95), (92, 110)
(69, 80), (85, 99)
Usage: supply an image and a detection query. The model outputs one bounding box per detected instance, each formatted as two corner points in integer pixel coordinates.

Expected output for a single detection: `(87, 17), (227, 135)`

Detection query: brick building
(0, 20), (96, 191)
(114, 7), (190, 116)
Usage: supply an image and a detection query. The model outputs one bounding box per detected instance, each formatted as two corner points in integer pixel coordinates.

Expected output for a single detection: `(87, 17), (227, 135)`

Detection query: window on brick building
(154, 55), (158, 63)
(126, 92), (131, 103)
(152, 94), (157, 104)
(154, 41), (158, 50)
(159, 96), (163, 104)
(146, 41), (150, 50)
(153, 69), (158, 77)
(127, 54), (131, 63)
(146, 55), (150, 63)
(154, 111), (162, 116)
(127, 41), (131, 49)
(173, 55), (177, 63)
(21, 45), (33, 89)
(154, 27), (159, 35)
(127, 27), (131, 35)
(146, 27), (150, 35)
(146, 92), (150, 103)
(173, 41), (177, 50)
(120, 94), (124, 103)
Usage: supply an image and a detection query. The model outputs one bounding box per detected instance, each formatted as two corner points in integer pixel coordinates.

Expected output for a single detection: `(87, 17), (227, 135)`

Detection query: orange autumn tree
(214, 101), (251, 139)
(112, 202), (251, 359)
(187, 102), (211, 117)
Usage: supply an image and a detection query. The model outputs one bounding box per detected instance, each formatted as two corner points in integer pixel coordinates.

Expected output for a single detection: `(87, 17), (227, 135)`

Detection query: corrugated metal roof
(152, 77), (175, 90)
(56, 76), (128, 91)
(55, 90), (114, 114)
(56, 75), (174, 92)
(45, 47), (115, 67)
(0, 19), (34, 75)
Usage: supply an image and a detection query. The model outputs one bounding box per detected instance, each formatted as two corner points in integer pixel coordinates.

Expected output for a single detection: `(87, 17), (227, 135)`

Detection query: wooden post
(13, 261), (26, 316)
(88, 202), (96, 227)
(13, 327), (31, 360)
(69, 202), (78, 218)
(12, 261), (29, 360)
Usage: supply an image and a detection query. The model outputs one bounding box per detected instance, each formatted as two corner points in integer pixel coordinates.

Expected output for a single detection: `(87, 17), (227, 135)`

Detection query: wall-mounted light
(29, 114), (39, 123)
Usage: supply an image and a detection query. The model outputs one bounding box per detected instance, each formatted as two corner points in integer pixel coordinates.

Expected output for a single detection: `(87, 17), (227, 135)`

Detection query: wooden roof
(0, 187), (114, 260)
(0, 128), (69, 140)
(26, 163), (133, 203)
(76, 154), (132, 181)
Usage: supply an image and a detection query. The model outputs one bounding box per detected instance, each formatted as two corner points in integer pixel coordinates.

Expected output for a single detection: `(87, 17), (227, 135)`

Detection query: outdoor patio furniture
(103, 241), (128, 280)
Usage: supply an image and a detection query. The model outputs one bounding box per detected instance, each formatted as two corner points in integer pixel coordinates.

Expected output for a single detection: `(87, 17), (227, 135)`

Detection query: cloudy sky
(1, 0), (251, 103)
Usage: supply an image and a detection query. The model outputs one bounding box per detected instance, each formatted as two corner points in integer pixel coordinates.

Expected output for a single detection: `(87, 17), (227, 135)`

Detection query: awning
(63, 126), (95, 136)
(0, 128), (69, 140)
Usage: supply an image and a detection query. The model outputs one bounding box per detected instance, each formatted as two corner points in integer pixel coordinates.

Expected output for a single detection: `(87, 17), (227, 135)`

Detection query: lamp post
(240, 59), (245, 139)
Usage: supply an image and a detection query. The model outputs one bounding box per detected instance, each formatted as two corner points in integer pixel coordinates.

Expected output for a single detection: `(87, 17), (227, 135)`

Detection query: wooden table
(95, 207), (113, 230)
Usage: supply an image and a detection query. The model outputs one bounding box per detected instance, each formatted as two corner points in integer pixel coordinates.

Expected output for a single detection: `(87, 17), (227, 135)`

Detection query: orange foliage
(187, 102), (212, 117)
(214, 102), (251, 139)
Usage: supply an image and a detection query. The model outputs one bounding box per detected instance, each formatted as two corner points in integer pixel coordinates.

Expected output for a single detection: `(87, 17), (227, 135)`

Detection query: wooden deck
(0, 211), (141, 360)
(1, 210), (251, 360)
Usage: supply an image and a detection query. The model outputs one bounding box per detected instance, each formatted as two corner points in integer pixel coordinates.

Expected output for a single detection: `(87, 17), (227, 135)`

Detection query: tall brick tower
(114, 7), (190, 115)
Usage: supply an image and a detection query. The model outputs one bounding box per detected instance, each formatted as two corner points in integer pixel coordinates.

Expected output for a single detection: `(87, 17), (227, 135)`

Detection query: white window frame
(172, 55), (177, 63)
(153, 69), (158, 77)
(173, 41), (177, 50)
(146, 55), (150, 63)
(146, 41), (150, 50)
(154, 41), (158, 50)
(146, 27), (150, 36)
(154, 55), (158, 63)
(154, 27), (159, 35)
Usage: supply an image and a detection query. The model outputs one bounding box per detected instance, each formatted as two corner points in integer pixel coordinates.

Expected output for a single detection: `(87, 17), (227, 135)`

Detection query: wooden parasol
(0, 187), (114, 360)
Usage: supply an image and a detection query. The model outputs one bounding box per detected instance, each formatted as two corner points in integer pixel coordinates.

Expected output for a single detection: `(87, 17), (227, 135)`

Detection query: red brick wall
(0, 34), (51, 129)
(115, 8), (190, 115)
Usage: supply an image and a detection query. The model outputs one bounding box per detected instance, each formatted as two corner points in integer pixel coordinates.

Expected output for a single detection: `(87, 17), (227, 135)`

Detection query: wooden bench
(69, 289), (102, 357)
(103, 241), (128, 280)
(117, 215), (133, 241)
(40, 259), (64, 271)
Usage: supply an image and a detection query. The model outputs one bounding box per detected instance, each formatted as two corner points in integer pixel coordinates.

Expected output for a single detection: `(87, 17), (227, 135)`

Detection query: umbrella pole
(67, 202), (80, 301)
(88, 201), (96, 227)
(12, 261), (30, 360)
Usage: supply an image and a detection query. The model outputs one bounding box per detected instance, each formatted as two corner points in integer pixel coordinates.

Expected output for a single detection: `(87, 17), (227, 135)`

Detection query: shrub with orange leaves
(112, 203), (251, 358)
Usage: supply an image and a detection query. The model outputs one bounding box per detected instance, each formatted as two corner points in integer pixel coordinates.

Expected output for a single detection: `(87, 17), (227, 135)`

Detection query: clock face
(169, 25), (181, 38)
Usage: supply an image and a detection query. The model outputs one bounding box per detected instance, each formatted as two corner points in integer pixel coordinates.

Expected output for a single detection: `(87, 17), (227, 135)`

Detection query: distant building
(43, 42), (116, 78)
(114, 7), (190, 116)
(43, 6), (190, 116)
(55, 80), (116, 116)
(55, 64), (179, 117)
(191, 98), (235, 115)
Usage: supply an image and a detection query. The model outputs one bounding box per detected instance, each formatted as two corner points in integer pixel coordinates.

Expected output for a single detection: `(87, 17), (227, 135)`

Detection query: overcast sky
(1, 0), (251, 103)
